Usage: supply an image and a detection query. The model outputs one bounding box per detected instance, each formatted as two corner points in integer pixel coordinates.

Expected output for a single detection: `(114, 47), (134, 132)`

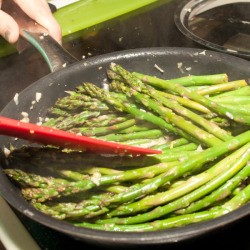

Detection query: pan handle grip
(23, 31), (78, 72)
(2, 0), (78, 72)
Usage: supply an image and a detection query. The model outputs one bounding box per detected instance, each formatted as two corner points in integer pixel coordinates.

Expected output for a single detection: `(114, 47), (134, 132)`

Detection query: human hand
(0, 0), (62, 44)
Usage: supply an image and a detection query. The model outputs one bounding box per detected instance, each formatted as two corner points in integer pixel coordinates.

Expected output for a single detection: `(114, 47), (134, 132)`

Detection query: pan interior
(0, 47), (250, 245)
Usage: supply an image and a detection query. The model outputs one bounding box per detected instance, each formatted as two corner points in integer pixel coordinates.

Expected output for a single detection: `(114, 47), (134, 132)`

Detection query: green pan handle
(23, 31), (78, 72)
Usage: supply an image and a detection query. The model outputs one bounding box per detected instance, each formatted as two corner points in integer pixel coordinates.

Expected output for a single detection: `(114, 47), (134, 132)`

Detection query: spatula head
(0, 116), (161, 155)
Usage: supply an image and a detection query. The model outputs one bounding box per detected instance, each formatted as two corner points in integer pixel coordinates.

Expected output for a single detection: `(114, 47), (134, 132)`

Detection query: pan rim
(1, 46), (250, 245)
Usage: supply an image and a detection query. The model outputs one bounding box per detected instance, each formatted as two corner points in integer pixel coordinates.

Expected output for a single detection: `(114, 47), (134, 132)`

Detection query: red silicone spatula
(0, 116), (161, 155)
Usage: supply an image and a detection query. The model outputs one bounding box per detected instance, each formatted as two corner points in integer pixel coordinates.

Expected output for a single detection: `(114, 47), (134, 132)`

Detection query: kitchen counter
(0, 0), (250, 249)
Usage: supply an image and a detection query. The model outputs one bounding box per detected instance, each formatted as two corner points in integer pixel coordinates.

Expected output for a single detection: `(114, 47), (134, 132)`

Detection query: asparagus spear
(111, 80), (232, 142)
(118, 122), (157, 133)
(196, 80), (247, 96)
(110, 80), (223, 146)
(69, 131), (250, 217)
(211, 96), (250, 105)
(128, 67), (250, 125)
(101, 142), (250, 220)
(19, 159), (179, 202)
(218, 104), (250, 117)
(54, 97), (109, 111)
(75, 183), (250, 232)
(132, 72), (229, 87)
(99, 129), (164, 142)
(44, 111), (101, 130)
(80, 82), (195, 143)
(108, 67), (212, 115)
(13, 129), (250, 205)
(117, 137), (170, 148)
(70, 118), (137, 136)
(4, 169), (68, 188)
(6, 146), (166, 169)
(56, 91), (93, 102)
(151, 137), (191, 150)
(155, 91), (212, 114)
(47, 107), (72, 117)
(84, 115), (130, 128)
(33, 201), (108, 220)
(147, 73), (229, 87)
(212, 85), (250, 97)
(176, 163), (250, 214)
(24, 161), (250, 223)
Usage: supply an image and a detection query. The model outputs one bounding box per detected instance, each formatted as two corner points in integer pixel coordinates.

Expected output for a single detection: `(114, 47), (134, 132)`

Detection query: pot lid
(174, 0), (250, 58)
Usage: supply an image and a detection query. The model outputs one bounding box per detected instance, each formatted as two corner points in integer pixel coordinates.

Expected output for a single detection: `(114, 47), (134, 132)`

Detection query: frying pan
(1, 30), (250, 246)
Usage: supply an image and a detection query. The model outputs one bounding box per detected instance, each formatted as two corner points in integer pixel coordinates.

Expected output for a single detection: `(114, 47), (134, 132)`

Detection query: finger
(0, 10), (19, 43)
(13, 0), (62, 44)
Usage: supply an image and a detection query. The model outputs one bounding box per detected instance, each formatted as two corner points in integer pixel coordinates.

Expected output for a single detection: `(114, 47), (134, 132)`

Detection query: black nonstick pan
(0, 31), (250, 247)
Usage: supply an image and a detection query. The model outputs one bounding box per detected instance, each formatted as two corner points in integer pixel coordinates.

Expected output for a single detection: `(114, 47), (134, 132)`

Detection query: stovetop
(0, 0), (250, 249)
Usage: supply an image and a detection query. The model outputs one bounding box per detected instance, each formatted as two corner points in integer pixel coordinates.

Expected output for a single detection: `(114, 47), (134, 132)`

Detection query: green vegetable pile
(3, 63), (250, 232)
